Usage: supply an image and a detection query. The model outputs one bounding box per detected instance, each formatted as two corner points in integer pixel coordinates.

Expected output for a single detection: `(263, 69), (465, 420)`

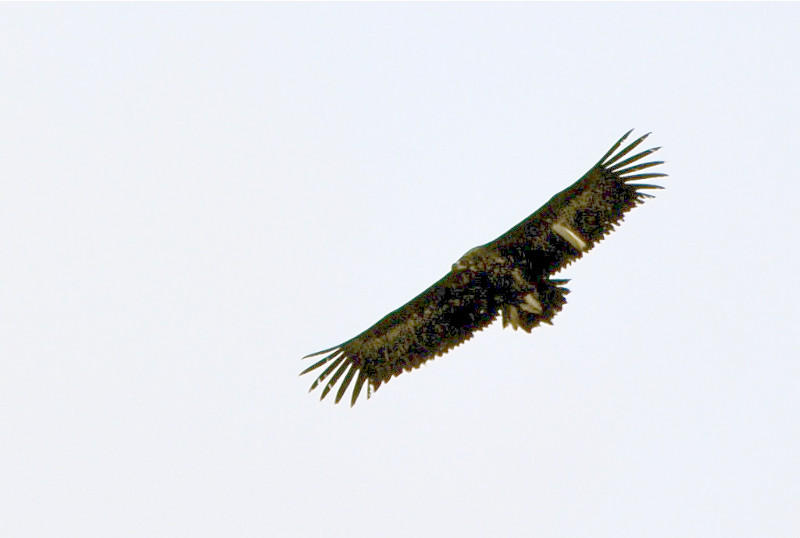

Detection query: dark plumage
(301, 130), (666, 406)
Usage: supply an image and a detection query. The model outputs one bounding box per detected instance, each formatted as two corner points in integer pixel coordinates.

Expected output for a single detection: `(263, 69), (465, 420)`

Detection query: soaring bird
(302, 130), (665, 406)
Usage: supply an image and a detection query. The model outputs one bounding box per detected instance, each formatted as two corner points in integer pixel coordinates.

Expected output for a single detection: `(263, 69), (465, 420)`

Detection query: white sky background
(1, 3), (798, 537)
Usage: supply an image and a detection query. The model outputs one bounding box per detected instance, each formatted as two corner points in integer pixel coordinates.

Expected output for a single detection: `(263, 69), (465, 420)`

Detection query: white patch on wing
(552, 222), (588, 252)
(519, 293), (543, 315)
(503, 305), (521, 330)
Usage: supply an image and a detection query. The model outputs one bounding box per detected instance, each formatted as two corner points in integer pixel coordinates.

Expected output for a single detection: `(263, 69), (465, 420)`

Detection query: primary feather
(302, 130), (665, 406)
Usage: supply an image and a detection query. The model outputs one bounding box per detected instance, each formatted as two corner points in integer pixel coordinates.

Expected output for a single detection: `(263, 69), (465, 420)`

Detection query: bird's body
(302, 130), (665, 405)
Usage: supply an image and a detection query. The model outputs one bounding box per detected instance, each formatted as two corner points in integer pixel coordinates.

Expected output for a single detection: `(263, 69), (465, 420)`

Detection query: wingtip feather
(320, 360), (350, 401)
(300, 349), (342, 376)
(335, 363), (358, 404)
(597, 129), (634, 165)
(307, 354), (345, 391)
(603, 131), (651, 167)
(350, 370), (368, 407)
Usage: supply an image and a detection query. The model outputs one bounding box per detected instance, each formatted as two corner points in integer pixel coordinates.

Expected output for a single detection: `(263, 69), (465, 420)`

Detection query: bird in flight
(302, 130), (665, 406)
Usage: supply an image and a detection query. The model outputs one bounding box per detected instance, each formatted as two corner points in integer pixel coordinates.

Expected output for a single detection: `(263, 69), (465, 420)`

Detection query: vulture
(301, 130), (665, 406)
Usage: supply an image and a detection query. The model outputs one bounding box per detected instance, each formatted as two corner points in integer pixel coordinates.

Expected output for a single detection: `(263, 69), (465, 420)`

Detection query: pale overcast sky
(1, 3), (798, 537)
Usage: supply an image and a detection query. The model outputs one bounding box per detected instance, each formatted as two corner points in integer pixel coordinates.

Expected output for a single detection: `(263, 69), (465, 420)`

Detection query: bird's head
(452, 244), (492, 272)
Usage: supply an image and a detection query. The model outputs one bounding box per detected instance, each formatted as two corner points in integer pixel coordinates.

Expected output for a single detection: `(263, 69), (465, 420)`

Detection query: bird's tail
(502, 279), (570, 333)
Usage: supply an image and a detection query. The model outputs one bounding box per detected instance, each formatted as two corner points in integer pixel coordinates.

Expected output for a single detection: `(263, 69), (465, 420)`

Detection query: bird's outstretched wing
(301, 270), (498, 407)
(489, 130), (665, 280)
